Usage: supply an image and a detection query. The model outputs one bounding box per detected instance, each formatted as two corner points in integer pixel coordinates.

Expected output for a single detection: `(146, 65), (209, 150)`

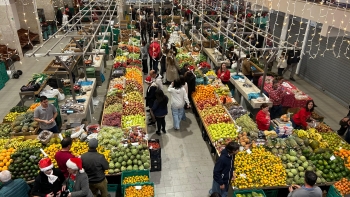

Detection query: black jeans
(278, 68), (284, 76)
(160, 56), (166, 76)
(156, 116), (166, 132)
(142, 59), (148, 74)
(141, 30), (147, 42)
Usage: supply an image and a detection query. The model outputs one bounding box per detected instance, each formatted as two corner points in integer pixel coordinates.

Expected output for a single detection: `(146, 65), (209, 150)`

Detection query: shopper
(241, 55), (252, 80)
(55, 137), (75, 178)
(63, 158), (93, 197)
(0, 170), (30, 196)
(211, 192), (222, 197)
(344, 120), (350, 144)
(168, 79), (190, 130)
(149, 70), (163, 91)
(34, 96), (59, 133)
(277, 53), (287, 76)
(292, 100), (316, 130)
(74, 8), (82, 31)
(179, 63), (189, 76)
(256, 103), (271, 131)
(337, 104), (350, 136)
(148, 38), (161, 72)
(180, 76), (189, 121)
(140, 41), (149, 75)
(145, 76), (158, 110)
(166, 48), (180, 83)
(209, 142), (239, 197)
(283, 42), (301, 81)
(31, 158), (65, 197)
(140, 18), (147, 42)
(81, 139), (109, 197)
(269, 79), (284, 119)
(160, 44), (168, 83)
(184, 71), (196, 109)
(287, 171), (322, 197)
(217, 63), (231, 85)
(151, 89), (169, 135)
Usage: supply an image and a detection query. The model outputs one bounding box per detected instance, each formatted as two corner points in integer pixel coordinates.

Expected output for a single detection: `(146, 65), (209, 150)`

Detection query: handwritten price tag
(135, 186), (142, 190)
(246, 149), (252, 154)
(239, 174), (247, 179)
(330, 155), (336, 161)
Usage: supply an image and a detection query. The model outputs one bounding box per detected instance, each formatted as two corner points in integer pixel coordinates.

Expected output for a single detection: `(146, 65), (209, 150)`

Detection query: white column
(296, 19), (311, 75)
(277, 13), (290, 57)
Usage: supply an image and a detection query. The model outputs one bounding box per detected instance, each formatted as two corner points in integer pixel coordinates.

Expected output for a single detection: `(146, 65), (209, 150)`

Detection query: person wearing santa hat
(32, 158), (65, 197)
(63, 158), (93, 197)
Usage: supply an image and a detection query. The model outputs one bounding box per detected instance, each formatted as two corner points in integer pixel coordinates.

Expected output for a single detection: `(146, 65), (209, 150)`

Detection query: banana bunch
(0, 138), (10, 150)
(319, 141), (329, 148)
(114, 56), (127, 63)
(294, 129), (309, 138)
(308, 128), (322, 141)
(205, 70), (217, 77)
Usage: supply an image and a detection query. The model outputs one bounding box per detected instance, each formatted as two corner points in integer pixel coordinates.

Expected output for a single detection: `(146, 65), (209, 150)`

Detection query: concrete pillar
(296, 19), (311, 75)
(277, 13), (290, 56)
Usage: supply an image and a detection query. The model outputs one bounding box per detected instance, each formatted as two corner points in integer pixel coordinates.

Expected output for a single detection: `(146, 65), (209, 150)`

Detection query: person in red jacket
(217, 63), (231, 84)
(292, 100), (315, 129)
(256, 103), (271, 130)
(148, 38), (161, 72)
(55, 137), (75, 178)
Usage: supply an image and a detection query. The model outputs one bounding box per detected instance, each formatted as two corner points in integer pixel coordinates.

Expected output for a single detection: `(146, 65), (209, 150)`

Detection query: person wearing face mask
(256, 103), (271, 130)
(209, 142), (239, 197)
(32, 158), (65, 197)
(292, 100), (316, 130)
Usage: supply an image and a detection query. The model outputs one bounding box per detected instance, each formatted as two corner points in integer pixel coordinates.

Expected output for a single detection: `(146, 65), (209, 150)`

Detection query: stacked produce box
(148, 139), (161, 172)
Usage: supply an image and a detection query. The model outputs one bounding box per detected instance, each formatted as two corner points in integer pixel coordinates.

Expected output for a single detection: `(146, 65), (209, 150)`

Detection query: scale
(272, 118), (292, 127)
(61, 108), (76, 114)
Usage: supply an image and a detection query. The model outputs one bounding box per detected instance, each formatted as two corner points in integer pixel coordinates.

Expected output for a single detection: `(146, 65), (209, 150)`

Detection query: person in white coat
(277, 54), (287, 76)
(168, 79), (190, 130)
(62, 11), (69, 32)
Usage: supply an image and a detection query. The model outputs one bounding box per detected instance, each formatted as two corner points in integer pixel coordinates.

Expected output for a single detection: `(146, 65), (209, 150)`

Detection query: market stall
(258, 76), (313, 108)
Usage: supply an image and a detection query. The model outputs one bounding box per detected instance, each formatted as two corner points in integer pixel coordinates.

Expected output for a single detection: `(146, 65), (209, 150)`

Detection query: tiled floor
(1, 29), (349, 197)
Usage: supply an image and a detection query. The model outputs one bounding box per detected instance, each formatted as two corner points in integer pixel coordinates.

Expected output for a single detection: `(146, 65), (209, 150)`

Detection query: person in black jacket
(184, 71), (196, 113)
(338, 104), (350, 136)
(179, 63), (189, 76)
(32, 158), (65, 197)
(151, 89), (169, 135)
(145, 76), (158, 125)
(81, 138), (109, 197)
(283, 42), (301, 81)
(209, 142), (239, 197)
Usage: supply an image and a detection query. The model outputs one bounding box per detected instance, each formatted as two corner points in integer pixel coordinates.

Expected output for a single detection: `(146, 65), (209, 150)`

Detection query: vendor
(292, 100), (316, 129)
(256, 103), (271, 131)
(241, 54), (252, 80)
(269, 79), (284, 119)
(337, 104), (350, 136)
(34, 96), (59, 133)
(217, 63), (231, 85)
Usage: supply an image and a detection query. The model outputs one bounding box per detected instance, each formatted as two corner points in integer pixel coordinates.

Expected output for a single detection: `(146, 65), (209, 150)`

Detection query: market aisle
(0, 35), (71, 119)
(147, 86), (215, 197)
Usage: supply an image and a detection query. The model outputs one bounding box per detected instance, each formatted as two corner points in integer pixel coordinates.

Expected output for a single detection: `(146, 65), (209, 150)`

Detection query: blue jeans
(209, 180), (228, 197)
(182, 108), (186, 120)
(171, 107), (184, 129)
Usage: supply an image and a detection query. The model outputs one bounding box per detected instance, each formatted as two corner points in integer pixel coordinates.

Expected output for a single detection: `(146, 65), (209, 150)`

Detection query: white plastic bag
(58, 92), (65, 101)
(71, 124), (85, 138)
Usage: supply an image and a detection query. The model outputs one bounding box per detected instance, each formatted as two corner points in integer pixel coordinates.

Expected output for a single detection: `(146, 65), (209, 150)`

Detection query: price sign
(330, 155), (336, 161)
(125, 101), (129, 105)
(135, 186), (142, 190)
(246, 149), (252, 154)
(239, 174), (246, 179)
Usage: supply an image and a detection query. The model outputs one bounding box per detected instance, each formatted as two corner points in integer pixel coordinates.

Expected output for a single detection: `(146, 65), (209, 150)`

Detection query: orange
(3, 159), (8, 163)
(5, 162), (10, 166)
(0, 156), (4, 160)
(5, 152), (10, 156)
(0, 162), (4, 167)
(1, 150), (6, 153)
(5, 155), (10, 160)
(2, 166), (7, 170)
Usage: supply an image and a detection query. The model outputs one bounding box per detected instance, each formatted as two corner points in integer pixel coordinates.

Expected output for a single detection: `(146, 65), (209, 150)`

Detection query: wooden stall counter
(203, 48), (231, 69)
(59, 78), (97, 125)
(230, 76), (273, 109)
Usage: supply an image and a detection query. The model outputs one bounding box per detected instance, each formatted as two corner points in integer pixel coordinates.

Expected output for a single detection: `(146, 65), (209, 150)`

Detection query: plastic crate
(107, 184), (118, 197)
(150, 158), (161, 172)
(263, 189), (278, 197)
(233, 189), (266, 197)
(123, 182), (155, 197)
(121, 170), (150, 195)
(148, 139), (161, 159)
(327, 185), (342, 197)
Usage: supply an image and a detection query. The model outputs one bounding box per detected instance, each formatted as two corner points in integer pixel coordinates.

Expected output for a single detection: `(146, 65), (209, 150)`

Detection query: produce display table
(189, 30), (208, 44)
(203, 47), (231, 69)
(19, 78), (49, 106)
(258, 76), (312, 108)
(230, 76), (273, 109)
(60, 78), (97, 125)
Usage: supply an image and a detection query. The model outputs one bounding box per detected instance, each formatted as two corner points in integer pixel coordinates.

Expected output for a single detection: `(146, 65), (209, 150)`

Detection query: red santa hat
(145, 76), (152, 84)
(66, 158), (84, 173)
(39, 158), (54, 172)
